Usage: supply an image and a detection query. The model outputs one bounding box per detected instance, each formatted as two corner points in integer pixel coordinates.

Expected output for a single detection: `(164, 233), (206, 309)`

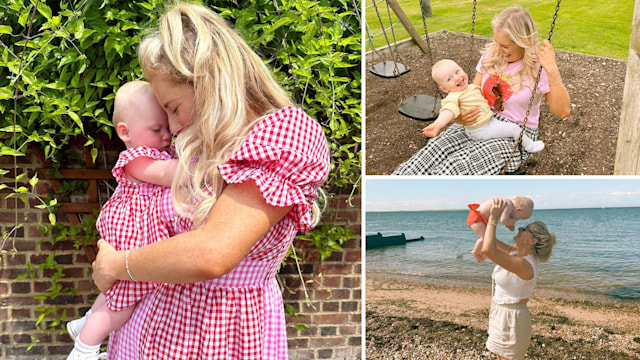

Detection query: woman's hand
(452, 101), (480, 126)
(538, 39), (558, 72)
(540, 39), (571, 118)
(490, 198), (508, 220)
(92, 240), (122, 292)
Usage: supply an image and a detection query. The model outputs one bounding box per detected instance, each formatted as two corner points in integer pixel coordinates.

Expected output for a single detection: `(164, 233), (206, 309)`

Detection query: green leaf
(44, 81), (66, 90)
(23, 106), (42, 113)
(48, 213), (56, 225)
(18, 7), (31, 27)
(0, 125), (23, 133)
(68, 111), (84, 132)
(0, 87), (13, 100)
(0, 25), (12, 34)
(0, 147), (24, 156)
(29, 175), (39, 188)
(37, 3), (53, 21)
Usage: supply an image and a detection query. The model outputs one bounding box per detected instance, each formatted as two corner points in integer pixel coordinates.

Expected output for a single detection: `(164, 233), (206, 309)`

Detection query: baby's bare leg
(469, 222), (487, 263)
(78, 294), (135, 346)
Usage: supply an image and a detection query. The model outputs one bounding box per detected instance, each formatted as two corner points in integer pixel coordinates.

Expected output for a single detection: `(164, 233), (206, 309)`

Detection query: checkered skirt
(393, 114), (538, 175)
(106, 107), (330, 359)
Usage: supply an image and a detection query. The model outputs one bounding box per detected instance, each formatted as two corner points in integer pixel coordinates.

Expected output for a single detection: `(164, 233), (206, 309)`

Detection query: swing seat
(369, 61), (410, 78)
(398, 94), (441, 121)
(504, 167), (527, 175)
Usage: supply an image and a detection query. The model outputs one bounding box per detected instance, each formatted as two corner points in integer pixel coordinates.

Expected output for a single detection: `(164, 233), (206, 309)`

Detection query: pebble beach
(366, 273), (640, 359)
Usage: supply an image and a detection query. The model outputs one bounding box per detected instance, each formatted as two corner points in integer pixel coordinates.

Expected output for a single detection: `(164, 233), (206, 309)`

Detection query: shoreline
(366, 269), (639, 303)
(366, 273), (640, 359)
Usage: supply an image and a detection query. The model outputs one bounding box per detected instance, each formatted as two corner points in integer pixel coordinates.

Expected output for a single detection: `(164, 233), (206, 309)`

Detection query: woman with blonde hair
(482, 198), (557, 360)
(92, 3), (330, 359)
(394, 5), (570, 175)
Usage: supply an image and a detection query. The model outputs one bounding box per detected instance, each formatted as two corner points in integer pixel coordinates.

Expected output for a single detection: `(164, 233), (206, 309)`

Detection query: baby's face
(126, 98), (172, 152)
(436, 62), (469, 93)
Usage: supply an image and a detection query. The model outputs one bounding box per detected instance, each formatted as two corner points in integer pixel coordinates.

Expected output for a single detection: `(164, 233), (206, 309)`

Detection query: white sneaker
(525, 140), (545, 153)
(67, 309), (92, 341)
(66, 347), (106, 360)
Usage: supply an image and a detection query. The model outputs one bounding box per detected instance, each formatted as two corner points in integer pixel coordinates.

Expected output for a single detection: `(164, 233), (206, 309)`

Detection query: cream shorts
(486, 303), (532, 360)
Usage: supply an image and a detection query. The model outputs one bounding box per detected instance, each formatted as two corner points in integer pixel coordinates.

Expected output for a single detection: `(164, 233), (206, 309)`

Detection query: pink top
(99, 146), (190, 312)
(476, 56), (550, 129)
(106, 107), (330, 359)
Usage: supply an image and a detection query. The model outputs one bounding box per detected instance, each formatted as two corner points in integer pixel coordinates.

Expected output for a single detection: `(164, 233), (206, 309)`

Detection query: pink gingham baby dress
(106, 107), (330, 359)
(98, 146), (189, 312)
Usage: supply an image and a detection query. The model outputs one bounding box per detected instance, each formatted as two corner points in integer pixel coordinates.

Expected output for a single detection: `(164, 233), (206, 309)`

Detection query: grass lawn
(365, 0), (634, 60)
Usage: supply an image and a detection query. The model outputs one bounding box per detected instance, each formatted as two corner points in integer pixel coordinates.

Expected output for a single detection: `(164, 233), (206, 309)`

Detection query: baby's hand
(422, 124), (441, 137)
(506, 224), (515, 231)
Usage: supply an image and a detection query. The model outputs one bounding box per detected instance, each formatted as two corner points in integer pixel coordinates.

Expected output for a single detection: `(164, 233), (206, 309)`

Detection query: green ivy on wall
(1, 0), (361, 340)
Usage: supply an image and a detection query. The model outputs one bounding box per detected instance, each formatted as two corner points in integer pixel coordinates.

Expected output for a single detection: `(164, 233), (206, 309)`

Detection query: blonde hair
(529, 221), (556, 262)
(138, 3), (295, 226)
(480, 6), (540, 93)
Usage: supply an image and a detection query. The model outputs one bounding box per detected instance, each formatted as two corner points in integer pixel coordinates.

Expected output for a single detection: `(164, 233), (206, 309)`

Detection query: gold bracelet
(489, 222), (498, 226)
(125, 249), (138, 282)
(549, 77), (563, 86)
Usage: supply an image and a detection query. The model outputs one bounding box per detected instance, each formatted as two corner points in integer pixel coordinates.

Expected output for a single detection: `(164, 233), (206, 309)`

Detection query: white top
(492, 251), (538, 304)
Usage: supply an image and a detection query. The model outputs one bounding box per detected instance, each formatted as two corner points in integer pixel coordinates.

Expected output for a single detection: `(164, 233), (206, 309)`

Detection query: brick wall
(0, 150), (362, 359)
(283, 193), (362, 360)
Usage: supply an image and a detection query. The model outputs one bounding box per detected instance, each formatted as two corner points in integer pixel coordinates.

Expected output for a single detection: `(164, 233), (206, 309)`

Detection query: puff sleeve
(112, 146), (173, 184)
(218, 107), (330, 231)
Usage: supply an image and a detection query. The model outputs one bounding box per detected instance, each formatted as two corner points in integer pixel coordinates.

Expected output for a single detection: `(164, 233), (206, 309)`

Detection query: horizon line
(366, 205), (640, 213)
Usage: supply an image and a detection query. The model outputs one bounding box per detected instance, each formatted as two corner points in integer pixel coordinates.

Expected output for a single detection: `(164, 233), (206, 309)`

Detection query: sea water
(366, 207), (640, 299)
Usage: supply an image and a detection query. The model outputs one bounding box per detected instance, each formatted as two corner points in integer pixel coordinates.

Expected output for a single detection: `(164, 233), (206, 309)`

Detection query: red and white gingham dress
(106, 107), (330, 359)
(98, 146), (190, 312)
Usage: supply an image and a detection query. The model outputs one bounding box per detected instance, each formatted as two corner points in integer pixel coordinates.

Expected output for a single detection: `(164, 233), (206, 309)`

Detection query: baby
(423, 59), (544, 153)
(467, 196), (534, 263)
(66, 81), (183, 360)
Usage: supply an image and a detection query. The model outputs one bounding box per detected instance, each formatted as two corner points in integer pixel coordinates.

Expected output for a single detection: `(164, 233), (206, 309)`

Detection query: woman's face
(514, 224), (537, 247)
(151, 75), (196, 136)
(493, 29), (524, 63)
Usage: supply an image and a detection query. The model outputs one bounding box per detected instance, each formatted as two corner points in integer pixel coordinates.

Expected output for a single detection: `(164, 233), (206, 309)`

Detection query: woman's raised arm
(481, 198), (534, 280)
(92, 180), (292, 292)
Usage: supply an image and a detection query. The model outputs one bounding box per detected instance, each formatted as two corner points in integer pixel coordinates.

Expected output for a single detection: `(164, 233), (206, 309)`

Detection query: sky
(365, 177), (640, 211)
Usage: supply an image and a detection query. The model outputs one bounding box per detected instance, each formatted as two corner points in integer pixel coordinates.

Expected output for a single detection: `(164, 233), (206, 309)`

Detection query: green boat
(365, 232), (425, 250)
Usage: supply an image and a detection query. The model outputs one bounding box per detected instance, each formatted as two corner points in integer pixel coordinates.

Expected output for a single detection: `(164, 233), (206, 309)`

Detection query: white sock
(74, 336), (100, 354)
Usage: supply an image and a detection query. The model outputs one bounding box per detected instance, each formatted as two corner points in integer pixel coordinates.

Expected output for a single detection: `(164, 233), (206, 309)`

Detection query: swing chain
(418, 0), (435, 68)
(548, 0), (561, 40)
(470, 0), (477, 37)
(384, 0), (400, 48)
(418, 0), (443, 109)
(370, 0), (403, 75)
(468, 0), (477, 78)
(501, 0), (562, 175)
